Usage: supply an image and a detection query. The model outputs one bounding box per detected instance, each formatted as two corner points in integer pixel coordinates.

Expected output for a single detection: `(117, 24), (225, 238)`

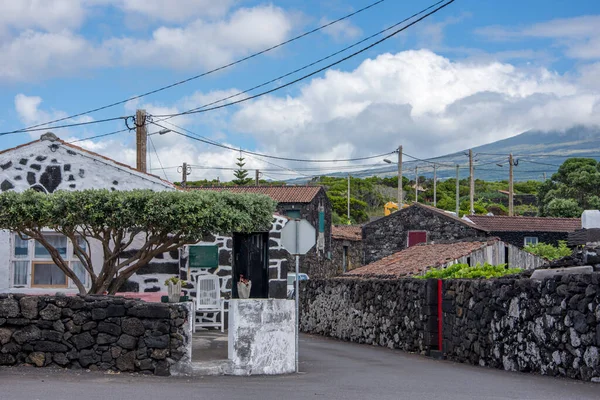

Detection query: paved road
(1, 334), (598, 400)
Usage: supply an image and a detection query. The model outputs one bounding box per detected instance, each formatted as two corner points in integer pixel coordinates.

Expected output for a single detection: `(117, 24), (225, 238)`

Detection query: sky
(1, 0), (600, 182)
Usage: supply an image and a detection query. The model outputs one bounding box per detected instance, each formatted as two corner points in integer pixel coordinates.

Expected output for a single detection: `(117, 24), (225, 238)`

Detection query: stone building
(463, 215), (580, 248)
(191, 186), (332, 278)
(348, 237), (545, 278)
(362, 203), (488, 265)
(0, 134), (292, 302)
(330, 225), (363, 274)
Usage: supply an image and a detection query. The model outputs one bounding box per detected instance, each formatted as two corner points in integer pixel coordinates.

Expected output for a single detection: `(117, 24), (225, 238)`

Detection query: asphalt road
(1, 334), (598, 400)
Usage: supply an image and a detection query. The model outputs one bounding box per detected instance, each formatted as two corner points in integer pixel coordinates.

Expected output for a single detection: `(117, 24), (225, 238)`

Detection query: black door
(232, 232), (269, 298)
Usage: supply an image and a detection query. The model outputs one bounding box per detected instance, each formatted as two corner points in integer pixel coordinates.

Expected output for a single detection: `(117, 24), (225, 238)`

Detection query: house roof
(347, 239), (498, 278)
(411, 203), (488, 232)
(0, 133), (176, 189)
(332, 225), (362, 241)
(189, 185), (323, 203)
(464, 215), (581, 233)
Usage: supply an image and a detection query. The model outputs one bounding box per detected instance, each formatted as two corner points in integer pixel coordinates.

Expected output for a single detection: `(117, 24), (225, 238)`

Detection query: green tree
(538, 158), (600, 216)
(232, 153), (253, 185)
(0, 189), (276, 294)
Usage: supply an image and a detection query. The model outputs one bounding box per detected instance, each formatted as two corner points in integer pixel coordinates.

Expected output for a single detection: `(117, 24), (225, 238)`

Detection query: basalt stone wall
(443, 275), (600, 381)
(299, 278), (431, 353)
(0, 294), (191, 376)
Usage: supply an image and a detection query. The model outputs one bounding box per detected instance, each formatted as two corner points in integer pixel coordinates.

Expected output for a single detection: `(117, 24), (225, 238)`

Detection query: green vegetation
(538, 158), (600, 217)
(523, 241), (571, 260)
(416, 263), (522, 279)
(0, 189), (276, 294)
(232, 153), (253, 186)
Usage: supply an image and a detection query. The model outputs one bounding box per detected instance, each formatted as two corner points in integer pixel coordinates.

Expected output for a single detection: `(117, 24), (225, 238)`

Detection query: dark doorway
(232, 232), (269, 298)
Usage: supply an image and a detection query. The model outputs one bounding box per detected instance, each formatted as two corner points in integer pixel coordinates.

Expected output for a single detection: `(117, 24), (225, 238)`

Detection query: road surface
(0, 334), (598, 400)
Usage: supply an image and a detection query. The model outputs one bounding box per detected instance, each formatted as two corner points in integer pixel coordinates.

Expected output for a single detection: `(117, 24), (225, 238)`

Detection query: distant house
(362, 203), (489, 265)
(347, 238), (545, 278)
(331, 225), (362, 274)
(190, 185), (332, 278)
(463, 215), (580, 248)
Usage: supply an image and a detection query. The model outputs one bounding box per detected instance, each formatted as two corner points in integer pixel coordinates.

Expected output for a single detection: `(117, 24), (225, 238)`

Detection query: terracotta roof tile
(347, 239), (498, 278)
(190, 185), (322, 203)
(332, 225), (362, 241)
(465, 215), (580, 233)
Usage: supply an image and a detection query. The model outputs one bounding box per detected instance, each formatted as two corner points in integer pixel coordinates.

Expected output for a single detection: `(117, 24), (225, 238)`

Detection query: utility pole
(255, 169), (260, 186)
(347, 174), (351, 221)
(543, 172), (547, 181)
(509, 153), (514, 217)
(398, 146), (403, 209)
(455, 164), (460, 216)
(179, 162), (190, 187)
(135, 109), (147, 172)
(433, 165), (437, 207)
(414, 166), (418, 204)
(469, 149), (474, 215)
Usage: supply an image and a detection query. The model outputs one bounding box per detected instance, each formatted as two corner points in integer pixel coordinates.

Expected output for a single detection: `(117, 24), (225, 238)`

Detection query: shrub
(524, 241), (571, 260)
(416, 262), (522, 279)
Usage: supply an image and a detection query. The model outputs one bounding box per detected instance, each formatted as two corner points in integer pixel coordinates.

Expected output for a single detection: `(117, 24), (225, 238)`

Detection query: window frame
(524, 236), (539, 246)
(10, 233), (90, 289)
(407, 230), (428, 248)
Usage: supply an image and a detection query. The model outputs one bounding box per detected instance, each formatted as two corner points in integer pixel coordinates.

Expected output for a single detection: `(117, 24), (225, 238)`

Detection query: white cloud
(476, 15), (600, 60)
(0, 1), (85, 32)
(0, 4), (294, 82)
(320, 17), (362, 42)
(230, 50), (600, 160)
(110, 0), (236, 22)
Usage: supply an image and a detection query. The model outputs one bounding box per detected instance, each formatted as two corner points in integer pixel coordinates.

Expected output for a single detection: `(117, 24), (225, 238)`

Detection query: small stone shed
(330, 225), (363, 274)
(464, 215), (580, 248)
(347, 238), (545, 278)
(362, 203), (489, 265)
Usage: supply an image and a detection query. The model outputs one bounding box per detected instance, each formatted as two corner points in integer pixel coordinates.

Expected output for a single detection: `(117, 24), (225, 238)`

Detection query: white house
(0, 132), (176, 294)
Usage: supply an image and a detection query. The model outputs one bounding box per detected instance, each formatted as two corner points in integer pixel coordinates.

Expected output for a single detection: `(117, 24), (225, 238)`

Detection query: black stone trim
(1, 161), (12, 170)
(64, 164), (71, 172)
(67, 150), (77, 155)
(35, 156), (47, 162)
(19, 158), (28, 165)
(1, 180), (15, 191)
(30, 164), (41, 171)
(27, 172), (36, 185)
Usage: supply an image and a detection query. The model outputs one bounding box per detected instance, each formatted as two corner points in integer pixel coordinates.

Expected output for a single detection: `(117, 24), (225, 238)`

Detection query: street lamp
(383, 159), (393, 164)
(148, 128), (171, 136)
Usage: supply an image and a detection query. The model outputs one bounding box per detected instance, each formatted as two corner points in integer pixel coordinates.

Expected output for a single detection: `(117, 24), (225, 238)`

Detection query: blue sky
(1, 0), (599, 181)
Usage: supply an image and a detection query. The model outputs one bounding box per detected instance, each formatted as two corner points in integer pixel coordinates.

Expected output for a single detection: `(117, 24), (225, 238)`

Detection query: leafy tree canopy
(538, 158), (600, 217)
(0, 189), (276, 294)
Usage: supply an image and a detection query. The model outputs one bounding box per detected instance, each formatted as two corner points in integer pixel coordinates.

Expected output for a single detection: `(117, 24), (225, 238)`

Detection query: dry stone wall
(0, 294), (190, 376)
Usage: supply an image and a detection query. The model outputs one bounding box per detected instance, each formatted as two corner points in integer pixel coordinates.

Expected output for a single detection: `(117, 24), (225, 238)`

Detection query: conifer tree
(232, 151), (253, 185)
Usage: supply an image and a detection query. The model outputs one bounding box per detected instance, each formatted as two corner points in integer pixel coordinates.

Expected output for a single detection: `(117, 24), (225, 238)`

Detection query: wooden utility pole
(181, 162), (188, 187)
(398, 145), (403, 209)
(255, 169), (260, 186)
(347, 174), (351, 220)
(135, 109), (147, 172)
(455, 164), (460, 216)
(509, 153), (514, 217)
(433, 165), (437, 207)
(543, 172), (547, 181)
(414, 166), (419, 204)
(469, 149), (474, 215)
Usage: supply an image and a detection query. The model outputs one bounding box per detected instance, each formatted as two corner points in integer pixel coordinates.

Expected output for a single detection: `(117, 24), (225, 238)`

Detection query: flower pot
(237, 281), (252, 299)
(167, 281), (182, 303)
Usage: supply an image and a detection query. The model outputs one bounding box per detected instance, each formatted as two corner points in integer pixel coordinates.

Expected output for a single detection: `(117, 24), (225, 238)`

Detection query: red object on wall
(437, 279), (443, 351)
(407, 231), (427, 247)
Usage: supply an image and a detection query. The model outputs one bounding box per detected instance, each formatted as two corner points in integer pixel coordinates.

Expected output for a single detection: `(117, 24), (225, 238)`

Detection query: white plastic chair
(195, 275), (225, 333)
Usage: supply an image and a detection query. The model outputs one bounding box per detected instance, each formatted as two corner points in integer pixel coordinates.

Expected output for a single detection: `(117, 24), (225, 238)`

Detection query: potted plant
(164, 277), (185, 303)
(237, 274), (252, 299)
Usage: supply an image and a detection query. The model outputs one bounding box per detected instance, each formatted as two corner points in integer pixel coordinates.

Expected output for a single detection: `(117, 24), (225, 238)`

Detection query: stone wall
(301, 275), (600, 382)
(0, 294), (191, 376)
(362, 205), (486, 265)
(443, 275), (600, 381)
(300, 278), (430, 353)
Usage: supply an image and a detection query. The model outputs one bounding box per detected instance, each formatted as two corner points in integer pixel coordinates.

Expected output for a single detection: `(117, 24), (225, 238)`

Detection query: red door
(407, 231), (427, 247)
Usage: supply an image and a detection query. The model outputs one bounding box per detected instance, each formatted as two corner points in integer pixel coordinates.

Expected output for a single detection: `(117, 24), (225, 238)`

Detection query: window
(284, 209), (301, 219)
(407, 231), (427, 247)
(524, 237), (539, 246)
(11, 234), (89, 289)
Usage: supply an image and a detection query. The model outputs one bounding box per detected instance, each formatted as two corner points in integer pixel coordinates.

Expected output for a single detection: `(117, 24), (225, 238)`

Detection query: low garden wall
(300, 274), (600, 382)
(0, 294), (191, 376)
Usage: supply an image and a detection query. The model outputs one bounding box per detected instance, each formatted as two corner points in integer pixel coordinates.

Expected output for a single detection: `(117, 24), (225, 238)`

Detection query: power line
(149, 0), (456, 119)
(148, 135), (168, 181)
(68, 128), (130, 144)
(4, 0), (388, 135)
(153, 121), (395, 162)
(0, 116), (126, 137)
(149, 0), (449, 119)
